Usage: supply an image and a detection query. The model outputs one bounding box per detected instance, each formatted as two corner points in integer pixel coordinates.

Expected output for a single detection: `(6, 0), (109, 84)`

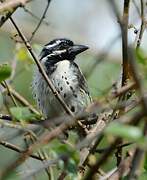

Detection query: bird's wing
(71, 62), (92, 100)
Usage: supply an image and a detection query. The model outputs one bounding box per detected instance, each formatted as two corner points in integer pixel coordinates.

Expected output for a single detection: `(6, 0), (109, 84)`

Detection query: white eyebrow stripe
(43, 49), (66, 59)
(45, 40), (61, 49)
(54, 49), (67, 54)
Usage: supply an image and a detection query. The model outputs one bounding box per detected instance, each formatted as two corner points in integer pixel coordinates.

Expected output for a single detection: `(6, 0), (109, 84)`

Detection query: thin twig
(1, 82), (40, 116)
(25, 132), (52, 178)
(29, 0), (51, 41)
(105, 1), (131, 167)
(9, 17), (73, 116)
(0, 113), (88, 179)
(0, 119), (41, 133)
(23, 7), (50, 26)
(22, 159), (58, 179)
(84, 138), (122, 180)
(83, 107), (145, 179)
(0, 8), (17, 27)
(121, 0), (131, 85)
(3, 81), (18, 106)
(136, 0), (145, 48)
(127, 121), (147, 179)
(127, 148), (144, 179)
(95, 142), (133, 153)
(100, 151), (133, 180)
(0, 140), (44, 161)
(9, 17), (88, 135)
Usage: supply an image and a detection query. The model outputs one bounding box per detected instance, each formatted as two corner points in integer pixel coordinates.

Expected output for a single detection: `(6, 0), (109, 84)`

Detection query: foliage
(0, 64), (11, 83)
(0, 0), (147, 180)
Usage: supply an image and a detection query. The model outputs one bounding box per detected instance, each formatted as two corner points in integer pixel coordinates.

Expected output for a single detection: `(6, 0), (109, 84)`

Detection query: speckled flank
(32, 60), (91, 118)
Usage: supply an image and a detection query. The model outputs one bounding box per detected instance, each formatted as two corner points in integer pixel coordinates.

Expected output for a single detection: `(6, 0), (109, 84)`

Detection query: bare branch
(9, 17), (74, 116)
(136, 0), (146, 48)
(0, 0), (31, 14)
(0, 8), (17, 27)
(23, 7), (50, 26)
(1, 82), (40, 116)
(0, 113), (89, 179)
(0, 140), (44, 161)
(22, 158), (58, 179)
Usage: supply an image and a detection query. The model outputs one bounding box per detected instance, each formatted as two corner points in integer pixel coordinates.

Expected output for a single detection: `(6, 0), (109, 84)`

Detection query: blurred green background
(0, 0), (147, 179)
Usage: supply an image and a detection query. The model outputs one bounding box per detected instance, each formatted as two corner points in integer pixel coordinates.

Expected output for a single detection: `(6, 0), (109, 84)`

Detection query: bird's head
(39, 38), (89, 62)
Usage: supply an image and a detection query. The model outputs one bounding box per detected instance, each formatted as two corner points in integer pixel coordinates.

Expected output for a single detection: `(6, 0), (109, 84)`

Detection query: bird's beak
(68, 44), (89, 56)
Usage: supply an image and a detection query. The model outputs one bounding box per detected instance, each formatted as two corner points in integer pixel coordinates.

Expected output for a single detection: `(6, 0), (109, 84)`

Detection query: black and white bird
(32, 38), (92, 118)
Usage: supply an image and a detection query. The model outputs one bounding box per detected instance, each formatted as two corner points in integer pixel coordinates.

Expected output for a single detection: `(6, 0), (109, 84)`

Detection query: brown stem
(0, 140), (44, 161)
(0, 0), (31, 13)
(136, 0), (145, 49)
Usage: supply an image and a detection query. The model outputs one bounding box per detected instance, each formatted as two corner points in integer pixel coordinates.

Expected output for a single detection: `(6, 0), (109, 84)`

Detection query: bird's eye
(60, 43), (69, 49)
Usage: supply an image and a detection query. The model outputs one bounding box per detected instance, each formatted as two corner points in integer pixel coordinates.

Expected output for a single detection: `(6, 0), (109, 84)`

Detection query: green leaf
(54, 144), (79, 164)
(66, 159), (77, 174)
(138, 171), (147, 180)
(0, 92), (3, 109)
(105, 122), (142, 141)
(16, 47), (33, 64)
(0, 64), (12, 83)
(3, 170), (20, 180)
(10, 107), (35, 121)
(144, 154), (147, 171)
(136, 48), (147, 65)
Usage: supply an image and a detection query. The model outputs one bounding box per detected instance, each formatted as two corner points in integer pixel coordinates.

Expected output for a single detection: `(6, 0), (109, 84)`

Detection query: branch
(127, 121), (147, 179)
(0, 8), (17, 27)
(121, 0), (131, 85)
(0, 113), (89, 179)
(0, 140), (44, 161)
(1, 82), (40, 116)
(136, 0), (145, 48)
(22, 158), (58, 179)
(85, 138), (122, 180)
(9, 17), (74, 117)
(0, 0), (31, 14)
(23, 7), (50, 26)
(127, 148), (144, 179)
(0, 119), (42, 133)
(100, 151), (133, 179)
(9, 17), (89, 135)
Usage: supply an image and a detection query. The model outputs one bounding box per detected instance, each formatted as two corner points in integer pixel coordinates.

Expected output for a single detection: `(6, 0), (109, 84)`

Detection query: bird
(32, 38), (92, 120)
